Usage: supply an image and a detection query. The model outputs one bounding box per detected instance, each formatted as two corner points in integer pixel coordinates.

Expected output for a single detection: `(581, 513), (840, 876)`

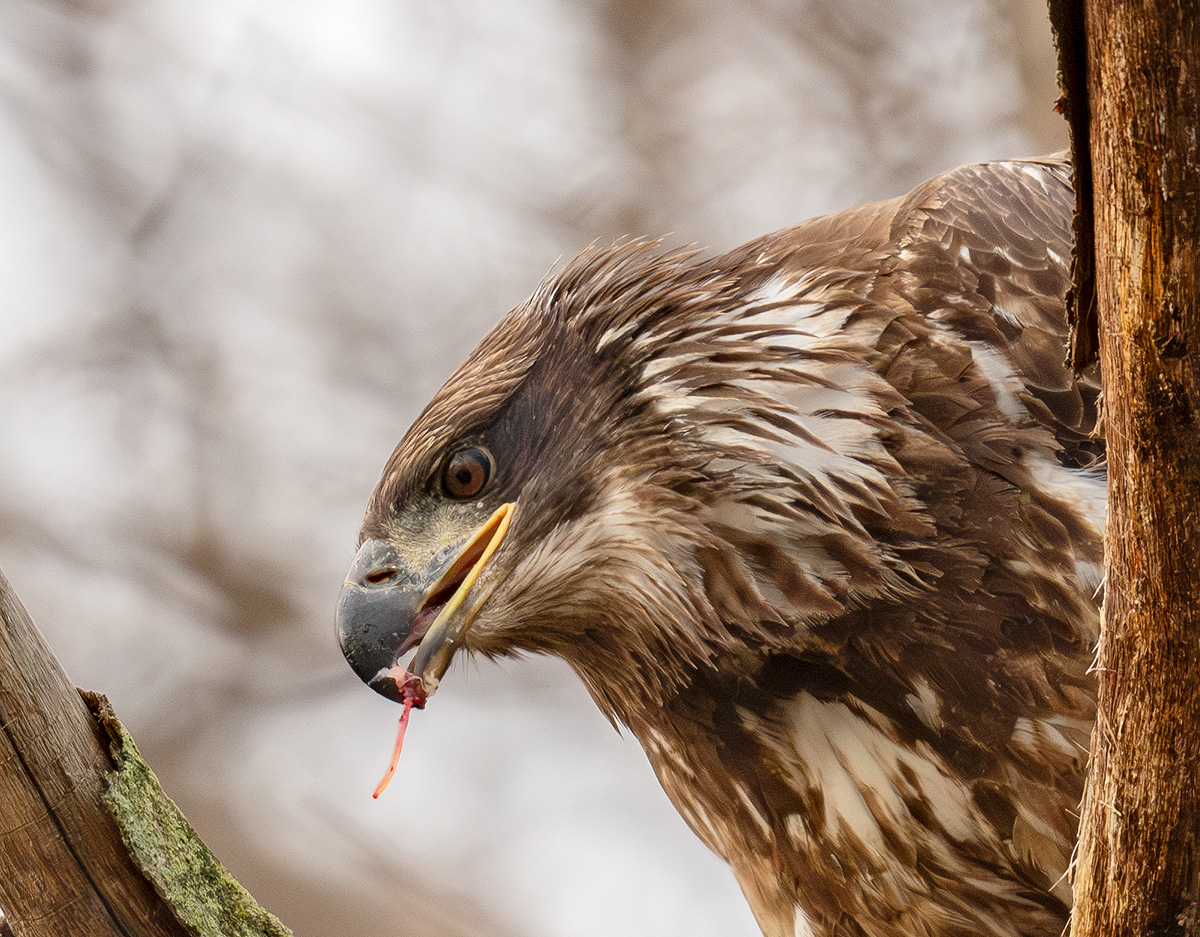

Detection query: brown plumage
(336, 155), (1103, 937)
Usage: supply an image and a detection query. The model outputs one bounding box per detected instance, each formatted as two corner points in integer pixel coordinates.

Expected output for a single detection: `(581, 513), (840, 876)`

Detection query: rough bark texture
(1070, 3), (1200, 936)
(0, 567), (291, 937)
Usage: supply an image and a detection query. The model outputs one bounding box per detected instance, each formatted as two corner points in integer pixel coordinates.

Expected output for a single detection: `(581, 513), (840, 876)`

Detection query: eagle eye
(441, 447), (493, 499)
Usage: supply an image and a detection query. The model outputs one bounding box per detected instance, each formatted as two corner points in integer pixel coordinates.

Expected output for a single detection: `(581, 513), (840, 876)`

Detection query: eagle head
(336, 241), (838, 719)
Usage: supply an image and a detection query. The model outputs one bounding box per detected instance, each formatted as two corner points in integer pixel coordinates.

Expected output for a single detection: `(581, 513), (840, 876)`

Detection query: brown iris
(442, 447), (493, 499)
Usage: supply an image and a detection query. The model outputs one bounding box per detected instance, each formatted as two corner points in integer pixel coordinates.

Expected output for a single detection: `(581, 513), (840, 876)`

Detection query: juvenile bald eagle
(336, 155), (1103, 937)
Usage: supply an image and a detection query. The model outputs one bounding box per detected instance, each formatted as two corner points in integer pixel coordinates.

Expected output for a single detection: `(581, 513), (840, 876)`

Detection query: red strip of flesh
(372, 672), (428, 798)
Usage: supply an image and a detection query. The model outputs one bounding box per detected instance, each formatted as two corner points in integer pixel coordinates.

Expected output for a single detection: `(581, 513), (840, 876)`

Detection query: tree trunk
(1069, 2), (1200, 935)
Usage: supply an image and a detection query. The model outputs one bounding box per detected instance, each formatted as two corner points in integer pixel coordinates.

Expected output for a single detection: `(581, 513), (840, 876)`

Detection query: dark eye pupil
(443, 448), (491, 498)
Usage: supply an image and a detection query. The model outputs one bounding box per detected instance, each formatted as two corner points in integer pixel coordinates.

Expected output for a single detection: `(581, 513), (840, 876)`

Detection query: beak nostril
(363, 567), (398, 586)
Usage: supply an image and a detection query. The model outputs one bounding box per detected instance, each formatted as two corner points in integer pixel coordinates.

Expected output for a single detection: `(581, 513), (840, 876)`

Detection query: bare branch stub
(0, 568), (191, 937)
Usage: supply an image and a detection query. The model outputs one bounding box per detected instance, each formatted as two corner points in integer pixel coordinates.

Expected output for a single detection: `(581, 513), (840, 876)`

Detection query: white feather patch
(793, 905), (817, 937)
(782, 694), (982, 850)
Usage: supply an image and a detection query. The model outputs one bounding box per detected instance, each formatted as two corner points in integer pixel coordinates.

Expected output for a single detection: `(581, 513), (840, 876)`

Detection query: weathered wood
(0, 566), (293, 937)
(1070, 2), (1200, 936)
(0, 567), (190, 937)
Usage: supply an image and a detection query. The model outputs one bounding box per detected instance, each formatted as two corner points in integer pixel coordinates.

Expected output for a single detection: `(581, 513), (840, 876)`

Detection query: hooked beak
(336, 503), (514, 702)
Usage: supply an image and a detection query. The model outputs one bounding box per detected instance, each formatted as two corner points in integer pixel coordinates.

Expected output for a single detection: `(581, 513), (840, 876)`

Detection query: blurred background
(0, 2), (1064, 935)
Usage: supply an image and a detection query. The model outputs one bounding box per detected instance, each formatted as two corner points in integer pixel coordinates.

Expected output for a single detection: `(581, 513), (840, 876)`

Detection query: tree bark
(0, 566), (292, 937)
(1070, 3), (1200, 936)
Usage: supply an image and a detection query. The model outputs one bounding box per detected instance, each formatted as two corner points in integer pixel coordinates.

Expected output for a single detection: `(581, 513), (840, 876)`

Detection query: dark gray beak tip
(367, 670), (408, 704)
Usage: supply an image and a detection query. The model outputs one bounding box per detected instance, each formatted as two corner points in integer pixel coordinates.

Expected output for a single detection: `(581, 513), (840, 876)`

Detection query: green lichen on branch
(82, 691), (294, 937)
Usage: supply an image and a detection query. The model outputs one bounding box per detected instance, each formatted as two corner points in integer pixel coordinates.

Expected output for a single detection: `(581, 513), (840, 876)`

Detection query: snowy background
(0, 2), (1064, 935)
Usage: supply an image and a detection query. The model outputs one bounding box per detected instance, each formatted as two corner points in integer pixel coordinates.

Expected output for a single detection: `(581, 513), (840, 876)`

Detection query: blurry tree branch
(0, 566), (293, 937)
